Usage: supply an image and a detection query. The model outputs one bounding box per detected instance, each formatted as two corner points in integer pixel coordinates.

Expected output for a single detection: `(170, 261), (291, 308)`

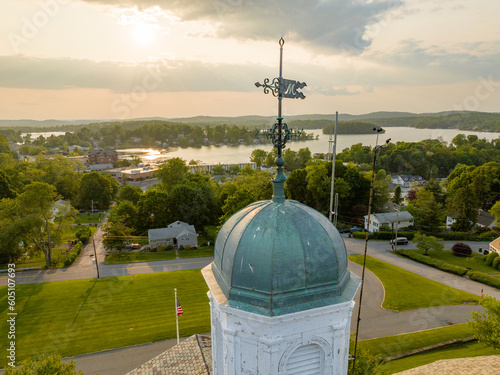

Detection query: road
(2, 235), (497, 375)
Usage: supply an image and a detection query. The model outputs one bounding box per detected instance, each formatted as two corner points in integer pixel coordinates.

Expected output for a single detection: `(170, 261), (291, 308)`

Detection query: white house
(148, 221), (198, 249)
(446, 209), (496, 230)
(490, 237), (500, 255)
(392, 174), (425, 188)
(364, 211), (414, 233)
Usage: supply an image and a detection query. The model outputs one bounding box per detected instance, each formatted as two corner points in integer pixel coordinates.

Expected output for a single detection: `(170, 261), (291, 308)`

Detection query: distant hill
(1, 111), (500, 132)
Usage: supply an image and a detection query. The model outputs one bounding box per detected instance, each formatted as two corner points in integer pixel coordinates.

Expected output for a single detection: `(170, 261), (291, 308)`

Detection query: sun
(132, 24), (156, 46)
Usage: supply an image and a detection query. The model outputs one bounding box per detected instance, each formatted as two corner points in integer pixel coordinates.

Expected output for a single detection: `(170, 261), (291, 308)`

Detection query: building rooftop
(364, 211), (414, 223)
(126, 335), (500, 375)
(126, 335), (212, 375)
(212, 198), (357, 316)
(394, 355), (500, 374)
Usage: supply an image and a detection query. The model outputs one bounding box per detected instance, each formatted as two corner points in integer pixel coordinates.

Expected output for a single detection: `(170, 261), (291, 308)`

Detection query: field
(349, 255), (479, 310)
(360, 324), (500, 374)
(0, 270), (210, 367)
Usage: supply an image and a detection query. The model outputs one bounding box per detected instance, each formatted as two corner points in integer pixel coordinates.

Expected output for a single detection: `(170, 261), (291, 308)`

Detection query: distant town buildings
(446, 209), (496, 230)
(115, 166), (157, 182)
(87, 149), (118, 165)
(391, 174), (425, 187)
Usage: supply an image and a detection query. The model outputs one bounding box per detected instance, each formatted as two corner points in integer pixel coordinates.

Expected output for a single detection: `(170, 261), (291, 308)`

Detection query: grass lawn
(10, 248), (71, 269)
(74, 212), (105, 224)
(105, 251), (178, 264)
(105, 246), (214, 264)
(404, 249), (500, 275)
(360, 324), (474, 359)
(380, 340), (500, 374)
(0, 270), (210, 367)
(361, 324), (500, 374)
(349, 255), (479, 311)
(178, 246), (214, 259)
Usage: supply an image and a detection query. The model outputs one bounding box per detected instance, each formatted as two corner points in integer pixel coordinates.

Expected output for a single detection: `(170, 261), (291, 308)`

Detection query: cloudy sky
(1, 0), (500, 120)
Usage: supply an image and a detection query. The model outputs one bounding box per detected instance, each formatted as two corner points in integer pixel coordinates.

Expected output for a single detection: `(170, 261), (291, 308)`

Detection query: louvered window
(285, 344), (323, 375)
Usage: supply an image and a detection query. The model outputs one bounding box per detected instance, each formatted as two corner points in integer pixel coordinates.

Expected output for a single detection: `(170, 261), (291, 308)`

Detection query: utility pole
(351, 135), (391, 375)
(329, 112), (338, 223)
(93, 238), (100, 279)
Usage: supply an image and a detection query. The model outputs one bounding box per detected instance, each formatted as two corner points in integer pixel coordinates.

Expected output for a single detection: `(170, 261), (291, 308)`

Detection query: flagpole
(175, 288), (179, 344)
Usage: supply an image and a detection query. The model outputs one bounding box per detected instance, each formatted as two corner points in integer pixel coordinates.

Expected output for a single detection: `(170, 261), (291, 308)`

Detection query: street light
(351, 136), (391, 375)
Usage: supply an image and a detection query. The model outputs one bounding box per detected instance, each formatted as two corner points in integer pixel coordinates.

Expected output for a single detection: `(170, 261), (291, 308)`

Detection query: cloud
(82, 0), (404, 54)
(0, 55), (283, 92)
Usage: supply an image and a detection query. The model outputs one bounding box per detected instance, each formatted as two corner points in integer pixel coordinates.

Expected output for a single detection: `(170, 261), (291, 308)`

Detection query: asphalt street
(2, 235), (497, 375)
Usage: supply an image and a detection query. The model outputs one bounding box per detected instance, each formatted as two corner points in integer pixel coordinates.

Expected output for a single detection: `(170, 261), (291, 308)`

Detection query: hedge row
(467, 271), (500, 289)
(352, 230), (497, 242)
(64, 242), (83, 267)
(485, 252), (499, 266)
(396, 250), (468, 276)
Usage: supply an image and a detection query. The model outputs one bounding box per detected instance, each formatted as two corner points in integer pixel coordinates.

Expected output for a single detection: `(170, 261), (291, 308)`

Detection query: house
(446, 209), (495, 229)
(392, 174), (425, 188)
(87, 149), (118, 165)
(489, 237), (500, 255)
(51, 199), (71, 221)
(364, 211), (414, 233)
(148, 221), (198, 249)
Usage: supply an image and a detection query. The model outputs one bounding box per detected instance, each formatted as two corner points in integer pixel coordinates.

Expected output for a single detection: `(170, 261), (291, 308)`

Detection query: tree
(413, 233), (444, 255)
(393, 185), (402, 205)
(0, 215), (23, 264)
(4, 354), (83, 375)
(102, 217), (134, 251)
(410, 189), (443, 231)
(250, 149), (267, 168)
(469, 296), (500, 349)
(136, 189), (171, 232)
(118, 185), (143, 205)
(168, 178), (219, 228)
(154, 157), (189, 192)
(107, 200), (138, 232)
(0, 169), (17, 199)
(490, 200), (500, 226)
(1, 182), (76, 267)
(348, 335), (384, 375)
(75, 226), (93, 245)
(78, 172), (118, 209)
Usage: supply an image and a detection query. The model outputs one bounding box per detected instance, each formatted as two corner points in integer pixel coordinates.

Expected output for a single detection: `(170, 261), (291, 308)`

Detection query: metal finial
(255, 38), (306, 203)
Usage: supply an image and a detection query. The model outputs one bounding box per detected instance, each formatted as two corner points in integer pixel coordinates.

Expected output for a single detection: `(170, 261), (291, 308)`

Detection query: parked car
(339, 228), (351, 234)
(350, 226), (363, 233)
(130, 243), (142, 250)
(390, 237), (409, 245)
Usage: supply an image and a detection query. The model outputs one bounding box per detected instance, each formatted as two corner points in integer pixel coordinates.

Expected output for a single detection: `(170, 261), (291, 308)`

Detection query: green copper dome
(212, 199), (354, 316)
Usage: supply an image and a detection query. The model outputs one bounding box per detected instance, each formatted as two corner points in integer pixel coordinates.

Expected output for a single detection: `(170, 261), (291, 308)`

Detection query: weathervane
(255, 38), (306, 203)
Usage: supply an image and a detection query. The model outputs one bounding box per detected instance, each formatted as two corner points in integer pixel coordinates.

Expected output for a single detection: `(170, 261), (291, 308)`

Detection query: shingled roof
(394, 355), (500, 374)
(126, 335), (212, 375)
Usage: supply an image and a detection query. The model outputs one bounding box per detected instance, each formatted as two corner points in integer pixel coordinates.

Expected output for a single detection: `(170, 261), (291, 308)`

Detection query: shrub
(64, 242), (83, 267)
(75, 226), (93, 245)
(179, 245), (184, 250)
(485, 252), (499, 266)
(467, 271), (500, 289)
(184, 245), (192, 250)
(149, 247), (157, 253)
(492, 257), (500, 270)
(452, 242), (472, 257)
(396, 250), (468, 276)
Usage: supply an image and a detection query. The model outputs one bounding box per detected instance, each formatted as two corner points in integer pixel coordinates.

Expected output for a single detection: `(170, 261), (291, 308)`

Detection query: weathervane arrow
(254, 38), (306, 203)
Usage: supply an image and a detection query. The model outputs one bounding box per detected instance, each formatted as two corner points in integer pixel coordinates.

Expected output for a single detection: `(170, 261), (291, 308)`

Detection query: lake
(22, 127), (500, 164)
(116, 127), (500, 164)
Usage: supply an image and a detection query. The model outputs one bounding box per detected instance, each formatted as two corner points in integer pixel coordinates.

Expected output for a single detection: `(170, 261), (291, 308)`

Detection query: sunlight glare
(132, 24), (156, 46)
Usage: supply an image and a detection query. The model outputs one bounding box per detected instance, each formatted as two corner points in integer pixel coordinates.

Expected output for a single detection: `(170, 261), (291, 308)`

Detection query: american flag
(176, 298), (184, 316)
